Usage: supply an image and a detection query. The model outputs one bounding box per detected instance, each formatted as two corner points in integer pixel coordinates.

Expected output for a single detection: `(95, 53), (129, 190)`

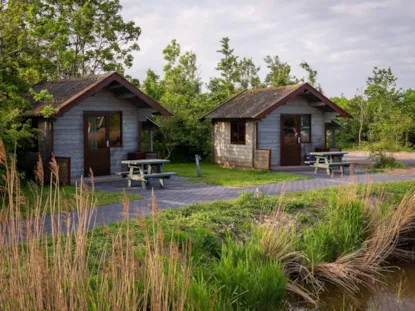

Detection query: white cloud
(120, 0), (415, 97)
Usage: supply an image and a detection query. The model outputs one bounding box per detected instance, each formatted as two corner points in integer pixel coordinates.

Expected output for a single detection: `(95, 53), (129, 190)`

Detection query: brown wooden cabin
(201, 83), (352, 170)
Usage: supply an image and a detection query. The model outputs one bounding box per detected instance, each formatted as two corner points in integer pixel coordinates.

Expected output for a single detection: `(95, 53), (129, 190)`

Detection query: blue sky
(120, 0), (415, 98)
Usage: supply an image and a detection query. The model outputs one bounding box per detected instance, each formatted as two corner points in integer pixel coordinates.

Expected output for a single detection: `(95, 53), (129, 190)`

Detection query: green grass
(164, 163), (310, 187)
(21, 185), (142, 216)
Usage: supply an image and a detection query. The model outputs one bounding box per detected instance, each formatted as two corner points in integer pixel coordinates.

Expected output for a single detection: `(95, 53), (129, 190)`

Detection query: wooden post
(195, 154), (201, 177)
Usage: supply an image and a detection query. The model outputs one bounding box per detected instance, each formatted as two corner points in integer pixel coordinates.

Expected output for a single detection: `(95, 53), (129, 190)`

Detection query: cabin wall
(53, 89), (152, 178)
(257, 97), (327, 166)
(213, 120), (255, 168)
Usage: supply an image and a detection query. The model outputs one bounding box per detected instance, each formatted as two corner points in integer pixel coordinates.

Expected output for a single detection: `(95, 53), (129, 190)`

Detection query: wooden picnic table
(308, 151), (352, 175)
(120, 159), (176, 189)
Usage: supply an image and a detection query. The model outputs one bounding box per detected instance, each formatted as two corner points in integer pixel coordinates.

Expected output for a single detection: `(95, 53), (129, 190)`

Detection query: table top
(122, 159), (170, 165)
(309, 151), (348, 156)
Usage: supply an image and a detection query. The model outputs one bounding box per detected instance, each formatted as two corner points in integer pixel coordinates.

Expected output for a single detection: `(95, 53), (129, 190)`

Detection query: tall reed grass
(0, 140), (192, 310)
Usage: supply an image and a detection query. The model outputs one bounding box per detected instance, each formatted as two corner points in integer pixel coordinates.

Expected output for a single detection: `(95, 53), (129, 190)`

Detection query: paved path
(90, 170), (415, 226)
(13, 170), (415, 238)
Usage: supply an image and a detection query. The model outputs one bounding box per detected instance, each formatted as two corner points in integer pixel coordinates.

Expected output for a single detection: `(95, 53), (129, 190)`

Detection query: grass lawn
(21, 185), (142, 216)
(164, 163), (310, 187)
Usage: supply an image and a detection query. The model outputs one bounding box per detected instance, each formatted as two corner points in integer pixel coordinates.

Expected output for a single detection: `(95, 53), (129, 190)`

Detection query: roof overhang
(253, 83), (352, 119)
(53, 72), (172, 118)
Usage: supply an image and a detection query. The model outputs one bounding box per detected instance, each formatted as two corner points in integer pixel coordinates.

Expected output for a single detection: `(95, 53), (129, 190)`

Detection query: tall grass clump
(303, 199), (367, 265)
(210, 237), (286, 310)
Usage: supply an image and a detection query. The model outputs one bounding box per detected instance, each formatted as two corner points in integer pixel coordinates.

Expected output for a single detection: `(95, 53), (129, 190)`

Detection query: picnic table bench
(119, 159), (176, 189)
(308, 151), (352, 175)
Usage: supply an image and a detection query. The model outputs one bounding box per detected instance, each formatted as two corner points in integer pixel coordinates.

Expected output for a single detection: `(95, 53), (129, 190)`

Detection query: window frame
(230, 121), (246, 145)
(83, 111), (123, 148)
(300, 114), (311, 144)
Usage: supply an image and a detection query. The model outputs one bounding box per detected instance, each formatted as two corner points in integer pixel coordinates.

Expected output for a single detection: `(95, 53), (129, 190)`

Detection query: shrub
(212, 238), (286, 310)
(369, 147), (405, 169)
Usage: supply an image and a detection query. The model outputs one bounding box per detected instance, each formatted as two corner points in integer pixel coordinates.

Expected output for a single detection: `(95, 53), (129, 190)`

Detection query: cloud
(120, 0), (415, 97)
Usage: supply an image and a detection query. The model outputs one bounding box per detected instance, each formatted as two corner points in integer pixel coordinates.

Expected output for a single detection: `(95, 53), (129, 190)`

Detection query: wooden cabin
(30, 72), (171, 183)
(201, 83), (351, 170)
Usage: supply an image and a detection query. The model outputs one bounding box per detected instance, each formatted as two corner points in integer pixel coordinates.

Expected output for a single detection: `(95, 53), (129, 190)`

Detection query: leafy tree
(142, 40), (214, 161)
(0, 0), (40, 149)
(264, 55), (298, 87)
(300, 62), (322, 92)
(237, 57), (263, 90)
(365, 67), (406, 144)
(214, 37), (239, 97)
(27, 0), (141, 79)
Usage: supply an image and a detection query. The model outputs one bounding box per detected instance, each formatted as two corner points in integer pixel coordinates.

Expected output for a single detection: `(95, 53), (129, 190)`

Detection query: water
(287, 265), (415, 311)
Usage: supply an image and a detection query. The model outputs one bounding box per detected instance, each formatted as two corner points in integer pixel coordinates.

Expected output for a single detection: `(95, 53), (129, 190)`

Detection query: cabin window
(109, 112), (122, 147)
(230, 121), (246, 144)
(300, 115), (311, 143)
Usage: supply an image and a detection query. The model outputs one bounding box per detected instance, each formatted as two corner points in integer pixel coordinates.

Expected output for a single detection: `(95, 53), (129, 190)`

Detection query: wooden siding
(213, 120), (255, 168)
(53, 89), (153, 178)
(257, 97), (328, 166)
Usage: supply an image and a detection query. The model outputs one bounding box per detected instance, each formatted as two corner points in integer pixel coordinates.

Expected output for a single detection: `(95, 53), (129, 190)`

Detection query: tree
(237, 57), (262, 90)
(264, 55), (298, 87)
(365, 67), (405, 144)
(27, 0), (141, 79)
(300, 62), (322, 92)
(142, 40), (214, 161)
(0, 0), (40, 149)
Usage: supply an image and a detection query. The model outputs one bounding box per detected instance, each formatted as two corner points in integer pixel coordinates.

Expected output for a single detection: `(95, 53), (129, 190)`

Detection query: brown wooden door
(280, 115), (302, 166)
(84, 114), (110, 176)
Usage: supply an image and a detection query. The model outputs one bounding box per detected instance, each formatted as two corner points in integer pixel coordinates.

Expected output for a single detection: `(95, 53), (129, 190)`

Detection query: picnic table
(308, 151), (352, 175)
(119, 159), (176, 189)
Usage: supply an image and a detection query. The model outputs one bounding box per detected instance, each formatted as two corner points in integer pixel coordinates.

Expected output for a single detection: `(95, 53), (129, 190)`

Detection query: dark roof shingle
(201, 83), (352, 120)
(30, 72), (172, 117)
(31, 73), (112, 115)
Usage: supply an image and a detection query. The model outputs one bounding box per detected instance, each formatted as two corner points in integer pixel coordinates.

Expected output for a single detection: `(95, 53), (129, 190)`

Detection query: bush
(369, 148), (406, 169)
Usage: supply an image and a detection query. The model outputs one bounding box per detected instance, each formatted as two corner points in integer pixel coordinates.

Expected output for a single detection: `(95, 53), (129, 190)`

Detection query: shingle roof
(203, 84), (300, 119)
(201, 83), (352, 120)
(31, 73), (112, 115)
(30, 72), (172, 117)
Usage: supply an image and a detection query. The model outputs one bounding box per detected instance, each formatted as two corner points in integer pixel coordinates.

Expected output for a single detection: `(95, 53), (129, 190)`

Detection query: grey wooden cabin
(201, 83), (352, 170)
(31, 72), (171, 183)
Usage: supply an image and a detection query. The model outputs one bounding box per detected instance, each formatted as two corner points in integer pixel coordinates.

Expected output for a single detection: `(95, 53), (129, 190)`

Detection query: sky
(120, 0), (415, 98)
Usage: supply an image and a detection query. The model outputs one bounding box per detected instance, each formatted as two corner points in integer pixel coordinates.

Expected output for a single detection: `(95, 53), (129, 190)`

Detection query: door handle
(106, 140), (110, 148)
(297, 137), (301, 144)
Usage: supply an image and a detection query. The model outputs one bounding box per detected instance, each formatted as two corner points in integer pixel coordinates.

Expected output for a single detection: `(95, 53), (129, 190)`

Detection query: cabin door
(84, 113), (111, 176)
(280, 115), (302, 166)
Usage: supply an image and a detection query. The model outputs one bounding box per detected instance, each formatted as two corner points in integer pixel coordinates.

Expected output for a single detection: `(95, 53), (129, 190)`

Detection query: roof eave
(38, 72), (172, 118)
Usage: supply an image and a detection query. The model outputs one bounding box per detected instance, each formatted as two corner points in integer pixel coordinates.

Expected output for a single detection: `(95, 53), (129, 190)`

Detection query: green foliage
(335, 67), (415, 149)
(368, 147), (406, 169)
(142, 40), (214, 161)
(210, 237), (286, 310)
(300, 61), (322, 92)
(302, 200), (366, 265)
(264, 55), (298, 87)
(27, 0), (141, 78)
